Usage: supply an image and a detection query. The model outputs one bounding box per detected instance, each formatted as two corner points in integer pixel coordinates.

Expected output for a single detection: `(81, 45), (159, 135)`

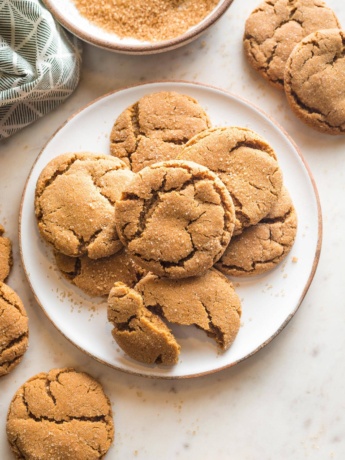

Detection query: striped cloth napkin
(0, 0), (82, 140)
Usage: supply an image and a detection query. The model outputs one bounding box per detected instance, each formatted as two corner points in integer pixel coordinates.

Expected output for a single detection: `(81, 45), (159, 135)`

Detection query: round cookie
(179, 127), (283, 235)
(35, 152), (134, 259)
(284, 28), (345, 134)
(0, 225), (12, 282)
(6, 368), (114, 460)
(55, 247), (146, 297)
(216, 187), (297, 276)
(0, 282), (28, 377)
(115, 160), (236, 279)
(243, 0), (340, 89)
(136, 268), (242, 351)
(110, 91), (211, 172)
(108, 282), (180, 365)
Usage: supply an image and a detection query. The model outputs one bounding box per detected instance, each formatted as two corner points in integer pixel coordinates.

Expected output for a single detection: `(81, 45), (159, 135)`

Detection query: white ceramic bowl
(42, 0), (234, 54)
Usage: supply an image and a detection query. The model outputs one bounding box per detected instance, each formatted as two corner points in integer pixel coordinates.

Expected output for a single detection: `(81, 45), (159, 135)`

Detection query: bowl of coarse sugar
(42, 0), (234, 54)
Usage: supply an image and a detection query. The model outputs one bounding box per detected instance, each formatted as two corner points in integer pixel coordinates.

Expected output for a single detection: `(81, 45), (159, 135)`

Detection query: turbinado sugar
(74, 0), (219, 42)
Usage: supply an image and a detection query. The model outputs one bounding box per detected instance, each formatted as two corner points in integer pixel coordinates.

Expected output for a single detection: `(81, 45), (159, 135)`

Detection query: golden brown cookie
(179, 127), (283, 235)
(136, 268), (242, 351)
(55, 248), (146, 297)
(0, 225), (12, 282)
(284, 28), (345, 134)
(216, 187), (297, 276)
(108, 282), (180, 365)
(0, 282), (28, 377)
(243, 0), (340, 89)
(115, 160), (236, 278)
(6, 368), (114, 460)
(35, 152), (134, 259)
(110, 91), (211, 172)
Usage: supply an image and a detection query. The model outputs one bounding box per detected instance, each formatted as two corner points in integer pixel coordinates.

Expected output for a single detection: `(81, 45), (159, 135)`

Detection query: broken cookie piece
(0, 282), (29, 377)
(216, 187), (297, 276)
(0, 225), (12, 282)
(110, 91), (211, 172)
(108, 282), (180, 365)
(115, 159), (236, 279)
(6, 368), (114, 460)
(136, 268), (242, 351)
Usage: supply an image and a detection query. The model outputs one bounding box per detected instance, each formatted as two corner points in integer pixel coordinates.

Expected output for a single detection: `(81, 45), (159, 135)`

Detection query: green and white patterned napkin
(0, 0), (82, 140)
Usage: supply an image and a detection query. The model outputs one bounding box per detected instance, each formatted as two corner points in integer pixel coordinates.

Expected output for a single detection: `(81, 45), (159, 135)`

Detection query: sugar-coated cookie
(35, 152), (134, 259)
(7, 368), (114, 459)
(0, 282), (28, 377)
(108, 282), (180, 365)
(55, 248), (146, 297)
(115, 160), (236, 278)
(0, 225), (12, 282)
(179, 127), (283, 235)
(110, 91), (211, 172)
(216, 187), (297, 276)
(244, 0), (340, 88)
(284, 28), (345, 134)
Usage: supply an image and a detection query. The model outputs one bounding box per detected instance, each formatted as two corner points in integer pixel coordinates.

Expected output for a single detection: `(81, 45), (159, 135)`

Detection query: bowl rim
(42, 0), (235, 54)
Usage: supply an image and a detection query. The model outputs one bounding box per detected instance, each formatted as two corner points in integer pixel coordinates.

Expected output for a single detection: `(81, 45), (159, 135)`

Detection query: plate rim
(19, 80), (323, 379)
(42, 0), (235, 54)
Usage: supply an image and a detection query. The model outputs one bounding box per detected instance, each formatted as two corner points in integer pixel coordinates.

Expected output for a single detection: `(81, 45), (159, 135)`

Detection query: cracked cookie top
(216, 187), (297, 276)
(35, 152), (134, 259)
(55, 247), (146, 297)
(6, 367), (114, 460)
(284, 28), (345, 134)
(114, 160), (236, 279)
(179, 127), (283, 235)
(243, 0), (340, 89)
(109, 91), (211, 172)
(0, 282), (28, 377)
(0, 225), (12, 282)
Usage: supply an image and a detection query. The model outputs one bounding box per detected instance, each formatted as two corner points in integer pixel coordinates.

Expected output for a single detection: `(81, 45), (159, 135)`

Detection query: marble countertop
(1, 0), (345, 458)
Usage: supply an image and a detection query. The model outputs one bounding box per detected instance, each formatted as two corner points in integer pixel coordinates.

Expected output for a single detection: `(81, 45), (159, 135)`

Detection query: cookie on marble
(35, 152), (134, 259)
(216, 187), (297, 276)
(136, 268), (242, 351)
(6, 368), (114, 460)
(110, 91), (211, 172)
(284, 28), (345, 134)
(0, 225), (12, 282)
(115, 160), (236, 278)
(108, 282), (180, 365)
(0, 282), (29, 377)
(243, 0), (340, 88)
(179, 127), (283, 235)
(55, 247), (146, 297)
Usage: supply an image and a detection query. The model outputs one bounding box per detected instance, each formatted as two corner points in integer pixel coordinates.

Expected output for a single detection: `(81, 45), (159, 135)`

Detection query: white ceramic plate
(42, 0), (234, 54)
(20, 81), (322, 379)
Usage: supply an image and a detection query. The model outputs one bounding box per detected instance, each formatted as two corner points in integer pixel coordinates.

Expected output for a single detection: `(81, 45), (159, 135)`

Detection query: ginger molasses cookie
(284, 28), (345, 134)
(35, 152), (134, 259)
(115, 160), (236, 278)
(0, 282), (28, 377)
(136, 268), (242, 351)
(0, 225), (12, 282)
(179, 127), (283, 235)
(55, 247), (146, 297)
(243, 0), (340, 89)
(110, 91), (211, 172)
(6, 368), (114, 460)
(216, 187), (297, 276)
(108, 282), (180, 365)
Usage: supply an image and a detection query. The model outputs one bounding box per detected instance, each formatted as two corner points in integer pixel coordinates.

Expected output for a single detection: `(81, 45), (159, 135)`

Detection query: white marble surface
(1, 0), (345, 458)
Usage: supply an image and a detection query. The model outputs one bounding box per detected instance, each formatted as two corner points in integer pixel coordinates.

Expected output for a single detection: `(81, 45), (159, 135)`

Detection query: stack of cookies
(34, 91), (297, 366)
(244, 0), (345, 135)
